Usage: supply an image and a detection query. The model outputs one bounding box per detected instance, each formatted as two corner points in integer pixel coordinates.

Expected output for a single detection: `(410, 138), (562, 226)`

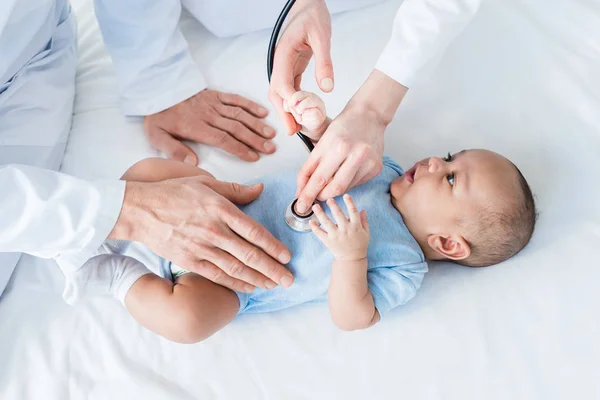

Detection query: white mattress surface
(1, 0), (600, 399)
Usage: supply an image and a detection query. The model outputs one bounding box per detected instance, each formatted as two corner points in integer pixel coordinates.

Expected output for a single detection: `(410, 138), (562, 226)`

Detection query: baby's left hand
(284, 91), (328, 140)
(310, 194), (370, 261)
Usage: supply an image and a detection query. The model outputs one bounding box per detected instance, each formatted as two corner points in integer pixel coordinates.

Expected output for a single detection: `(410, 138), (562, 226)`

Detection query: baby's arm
(311, 195), (380, 331)
(286, 91), (332, 142)
(120, 158), (239, 343)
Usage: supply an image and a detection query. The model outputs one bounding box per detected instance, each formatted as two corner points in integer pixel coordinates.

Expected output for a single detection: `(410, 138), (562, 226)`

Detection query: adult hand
(294, 70), (409, 214)
(268, 0), (334, 135)
(144, 90), (277, 165)
(110, 176), (294, 293)
(294, 108), (385, 214)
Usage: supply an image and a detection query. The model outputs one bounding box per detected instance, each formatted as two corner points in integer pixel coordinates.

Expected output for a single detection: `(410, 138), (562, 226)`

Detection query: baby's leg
(67, 159), (238, 343)
(67, 252), (239, 344)
(125, 272), (239, 344)
(120, 157), (215, 181)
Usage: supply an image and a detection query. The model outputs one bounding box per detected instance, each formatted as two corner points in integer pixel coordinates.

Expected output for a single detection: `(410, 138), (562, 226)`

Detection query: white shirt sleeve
(0, 165), (126, 272)
(94, 0), (207, 116)
(375, 0), (482, 87)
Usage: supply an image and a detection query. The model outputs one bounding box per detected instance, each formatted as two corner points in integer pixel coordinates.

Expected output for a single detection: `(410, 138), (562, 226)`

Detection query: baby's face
(390, 150), (518, 240)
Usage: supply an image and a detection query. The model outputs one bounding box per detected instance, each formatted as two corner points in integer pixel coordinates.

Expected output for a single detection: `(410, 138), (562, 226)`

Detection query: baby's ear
(427, 234), (471, 261)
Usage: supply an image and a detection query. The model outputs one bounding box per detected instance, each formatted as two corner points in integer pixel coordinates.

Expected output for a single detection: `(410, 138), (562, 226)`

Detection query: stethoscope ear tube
(267, 0), (315, 153)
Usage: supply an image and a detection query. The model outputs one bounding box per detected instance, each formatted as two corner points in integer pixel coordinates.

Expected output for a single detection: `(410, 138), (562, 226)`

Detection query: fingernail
(184, 155), (197, 165)
(278, 251), (291, 264)
(247, 151), (259, 161)
(258, 107), (269, 115)
(263, 126), (275, 137)
(280, 275), (294, 288)
(321, 78), (334, 92)
(296, 201), (308, 213)
(263, 141), (276, 152)
(242, 285), (255, 293)
(251, 183), (262, 190)
(265, 280), (277, 290)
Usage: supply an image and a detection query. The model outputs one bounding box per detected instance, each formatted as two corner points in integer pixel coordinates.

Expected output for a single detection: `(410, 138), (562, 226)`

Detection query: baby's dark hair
(459, 164), (537, 267)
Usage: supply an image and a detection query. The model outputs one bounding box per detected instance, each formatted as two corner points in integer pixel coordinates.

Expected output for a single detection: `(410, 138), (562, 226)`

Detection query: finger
(294, 73), (302, 92)
(310, 29), (334, 92)
(347, 167), (371, 192)
(296, 149), (320, 193)
(360, 210), (370, 233)
(297, 152), (343, 213)
(269, 89), (300, 135)
(282, 98), (290, 113)
(318, 158), (362, 200)
(272, 41), (301, 101)
(309, 220), (328, 242)
(201, 124), (259, 162)
(209, 113), (276, 155)
(215, 104), (276, 139)
(217, 92), (269, 118)
(202, 247), (276, 290)
(206, 181), (263, 205)
(269, 40), (303, 134)
(294, 95), (324, 114)
(343, 194), (360, 223)
(223, 211), (294, 286)
(326, 198), (347, 227)
(189, 259), (255, 293)
(289, 91), (311, 108)
(340, 167), (381, 203)
(312, 203), (336, 231)
(289, 107), (303, 126)
(145, 123), (198, 166)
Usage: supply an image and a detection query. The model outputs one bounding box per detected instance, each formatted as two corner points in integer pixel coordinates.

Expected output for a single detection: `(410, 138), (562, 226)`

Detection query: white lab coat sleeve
(0, 165), (126, 272)
(375, 0), (482, 87)
(94, 0), (207, 116)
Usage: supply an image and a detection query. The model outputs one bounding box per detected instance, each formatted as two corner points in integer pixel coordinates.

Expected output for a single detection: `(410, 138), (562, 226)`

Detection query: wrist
(346, 69), (408, 127)
(108, 181), (146, 241)
(333, 255), (368, 264)
(304, 117), (332, 143)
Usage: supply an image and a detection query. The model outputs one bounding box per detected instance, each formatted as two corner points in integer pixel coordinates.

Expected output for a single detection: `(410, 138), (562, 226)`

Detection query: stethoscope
(267, 0), (320, 232)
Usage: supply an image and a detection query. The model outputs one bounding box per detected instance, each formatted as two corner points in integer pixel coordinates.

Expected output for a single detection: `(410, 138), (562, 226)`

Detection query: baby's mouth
(404, 163), (417, 184)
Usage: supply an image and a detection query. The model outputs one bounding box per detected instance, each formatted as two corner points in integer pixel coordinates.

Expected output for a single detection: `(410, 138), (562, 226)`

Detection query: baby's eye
(447, 173), (455, 187)
(443, 152), (453, 162)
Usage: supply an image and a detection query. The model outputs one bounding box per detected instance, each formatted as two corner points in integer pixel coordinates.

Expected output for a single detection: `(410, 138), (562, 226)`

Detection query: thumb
(311, 34), (334, 93)
(360, 210), (369, 232)
(145, 122), (199, 166)
(209, 181), (264, 205)
(268, 89), (301, 135)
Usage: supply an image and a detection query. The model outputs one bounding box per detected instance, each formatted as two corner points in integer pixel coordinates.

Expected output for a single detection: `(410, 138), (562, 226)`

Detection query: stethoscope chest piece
(285, 198), (320, 232)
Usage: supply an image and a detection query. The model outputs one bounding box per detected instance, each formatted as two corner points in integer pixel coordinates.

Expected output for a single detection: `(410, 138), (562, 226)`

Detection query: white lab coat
(0, 0), (482, 297)
(0, 1), (126, 296)
(95, 0), (482, 116)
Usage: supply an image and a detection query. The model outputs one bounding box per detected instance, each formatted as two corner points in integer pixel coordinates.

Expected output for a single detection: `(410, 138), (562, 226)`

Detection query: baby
(64, 92), (537, 343)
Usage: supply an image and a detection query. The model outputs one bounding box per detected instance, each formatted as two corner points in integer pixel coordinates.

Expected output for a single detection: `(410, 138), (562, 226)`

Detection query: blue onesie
(115, 157), (428, 318)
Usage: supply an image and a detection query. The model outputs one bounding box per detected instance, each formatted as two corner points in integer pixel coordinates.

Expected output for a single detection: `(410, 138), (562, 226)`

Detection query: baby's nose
(428, 157), (443, 173)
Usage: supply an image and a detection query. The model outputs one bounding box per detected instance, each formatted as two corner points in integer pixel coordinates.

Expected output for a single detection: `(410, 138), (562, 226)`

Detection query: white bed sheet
(1, 0), (600, 398)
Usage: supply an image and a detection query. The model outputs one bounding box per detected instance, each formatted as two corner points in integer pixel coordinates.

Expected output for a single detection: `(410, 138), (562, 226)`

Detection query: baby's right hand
(284, 91), (329, 141)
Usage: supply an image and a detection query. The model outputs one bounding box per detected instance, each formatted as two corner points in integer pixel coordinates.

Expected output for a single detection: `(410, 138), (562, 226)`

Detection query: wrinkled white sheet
(1, 0), (599, 398)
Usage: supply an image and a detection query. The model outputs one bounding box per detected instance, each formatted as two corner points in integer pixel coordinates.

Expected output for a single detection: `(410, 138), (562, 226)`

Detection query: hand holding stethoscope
(268, 0), (406, 216)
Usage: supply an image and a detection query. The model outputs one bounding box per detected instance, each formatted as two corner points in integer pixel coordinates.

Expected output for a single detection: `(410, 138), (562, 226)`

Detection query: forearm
(328, 258), (379, 331)
(0, 165), (125, 270)
(345, 69), (408, 128)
